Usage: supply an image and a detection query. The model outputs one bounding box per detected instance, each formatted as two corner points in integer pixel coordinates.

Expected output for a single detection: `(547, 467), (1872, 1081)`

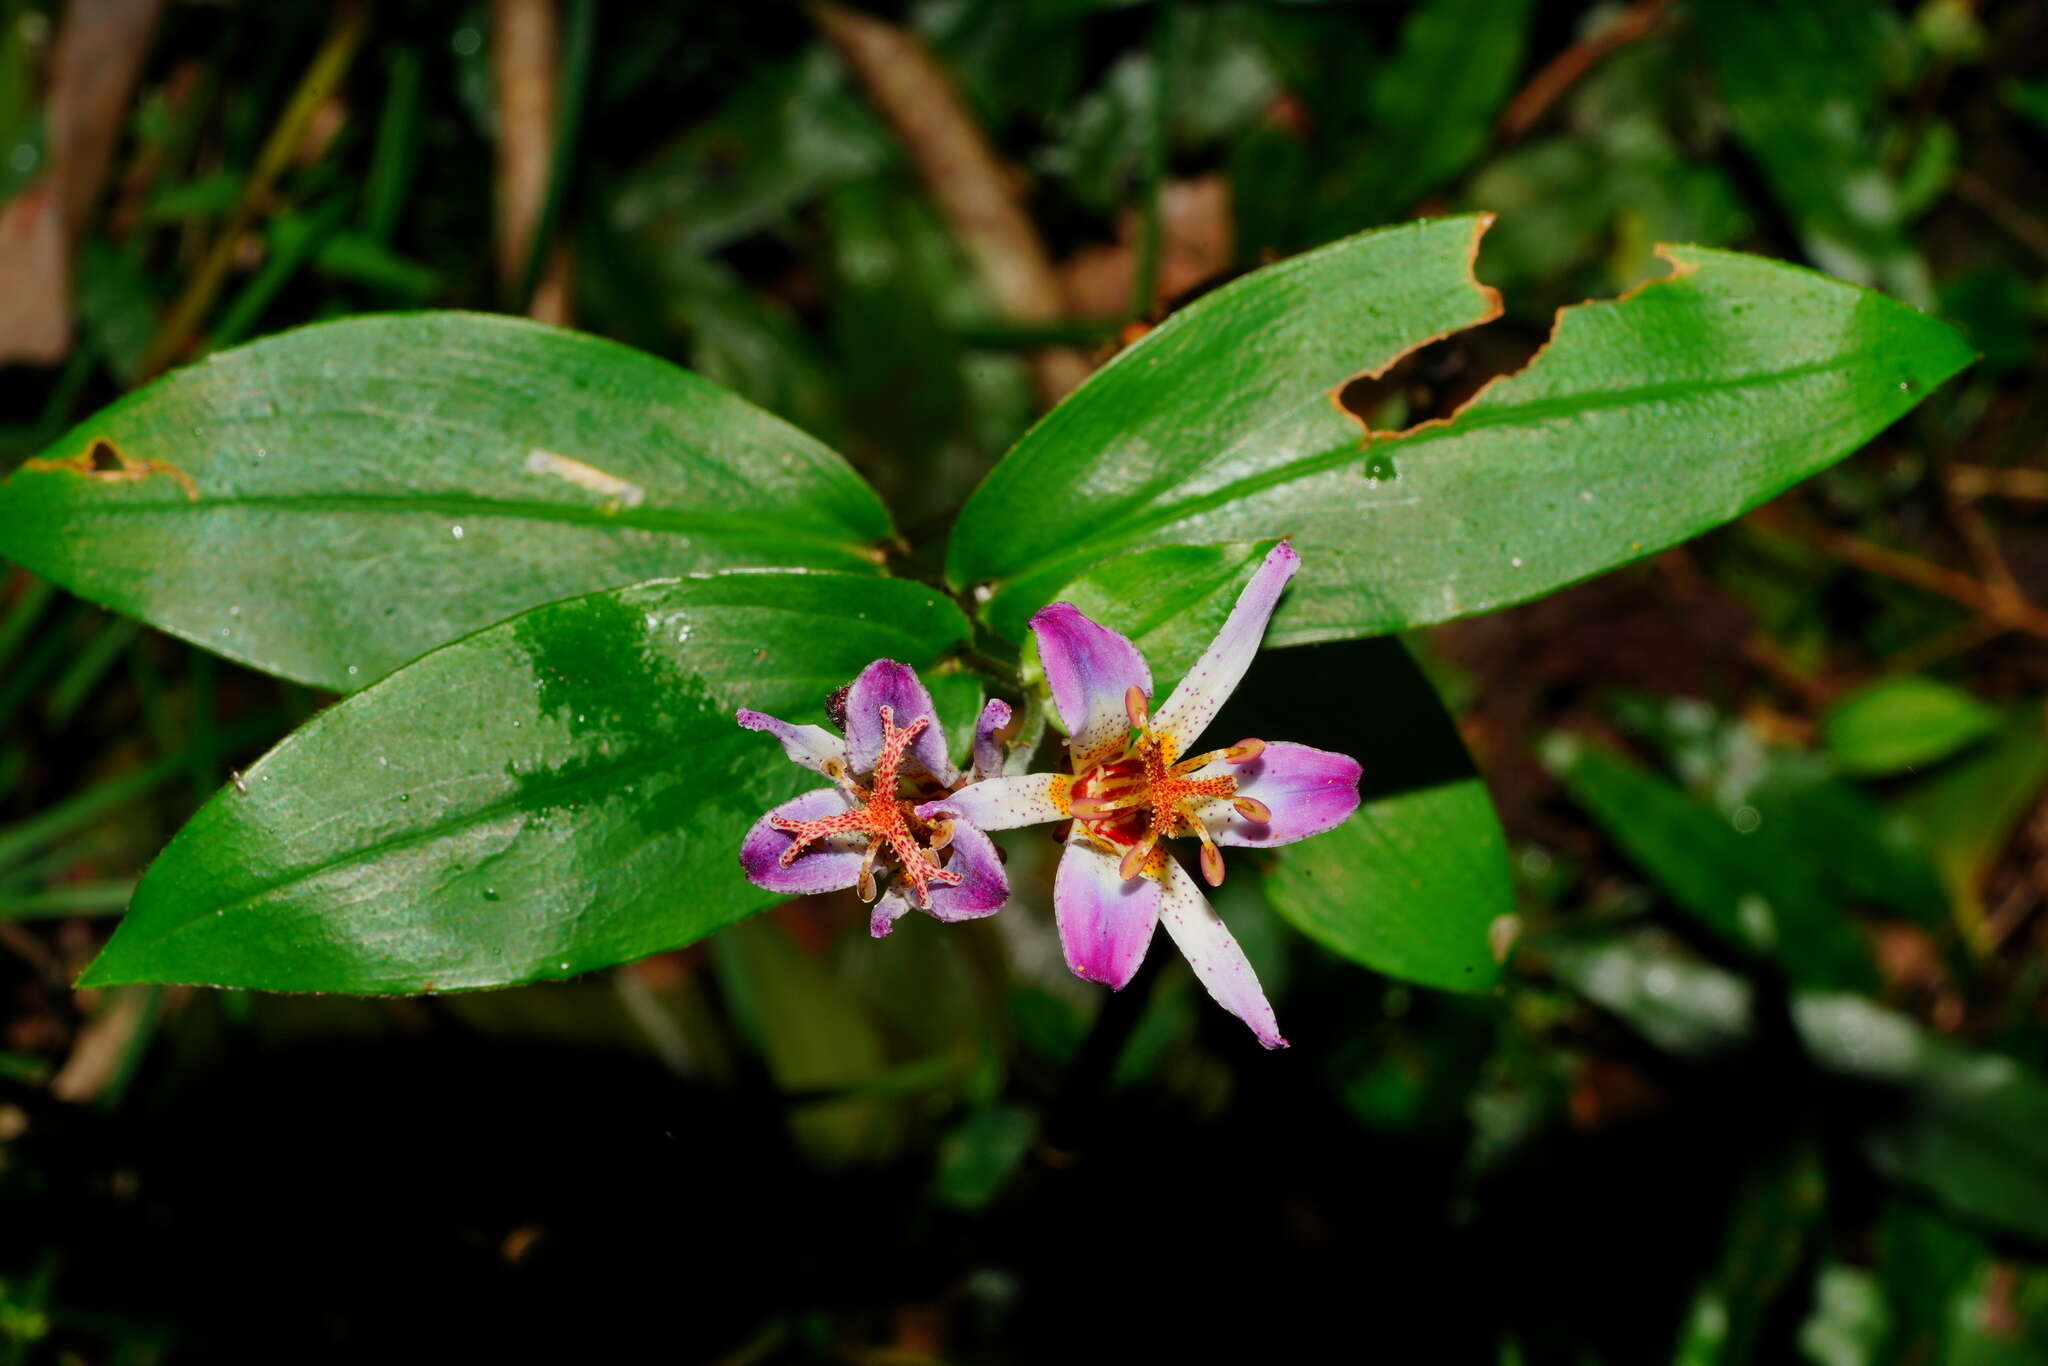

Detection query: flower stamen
(1068, 723), (1252, 884)
(1118, 829), (1160, 881)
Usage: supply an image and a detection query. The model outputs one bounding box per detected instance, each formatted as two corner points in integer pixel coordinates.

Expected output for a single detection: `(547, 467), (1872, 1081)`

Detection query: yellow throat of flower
(1064, 685), (1271, 885)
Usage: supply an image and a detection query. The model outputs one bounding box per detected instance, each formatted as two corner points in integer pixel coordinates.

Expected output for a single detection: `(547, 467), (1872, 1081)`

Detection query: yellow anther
(1119, 830), (1160, 882)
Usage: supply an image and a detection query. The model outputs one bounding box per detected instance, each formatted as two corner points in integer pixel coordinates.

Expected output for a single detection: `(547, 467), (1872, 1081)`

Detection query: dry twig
(811, 1), (1089, 404)
(1498, 0), (1670, 144)
(1949, 464), (2048, 501)
(491, 0), (573, 325)
(1747, 504), (2048, 640)
(0, 0), (166, 365)
(1952, 169), (2048, 267)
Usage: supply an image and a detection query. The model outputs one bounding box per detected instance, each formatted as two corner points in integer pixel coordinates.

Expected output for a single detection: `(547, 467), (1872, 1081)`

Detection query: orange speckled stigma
(771, 705), (961, 905)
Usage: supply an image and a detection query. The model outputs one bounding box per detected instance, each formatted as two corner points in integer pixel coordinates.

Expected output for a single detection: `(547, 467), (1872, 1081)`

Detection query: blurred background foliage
(2, 0), (2047, 1360)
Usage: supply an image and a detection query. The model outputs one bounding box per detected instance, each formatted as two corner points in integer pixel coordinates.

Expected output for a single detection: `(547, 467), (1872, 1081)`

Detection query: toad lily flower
(919, 543), (1360, 1048)
(737, 660), (1014, 938)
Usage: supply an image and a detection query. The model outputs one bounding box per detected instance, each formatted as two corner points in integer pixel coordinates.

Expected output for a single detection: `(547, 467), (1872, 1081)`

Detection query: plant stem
(134, 1), (367, 379)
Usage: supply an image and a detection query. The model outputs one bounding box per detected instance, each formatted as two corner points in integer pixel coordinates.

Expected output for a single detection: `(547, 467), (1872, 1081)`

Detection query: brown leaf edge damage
(1335, 237), (1704, 450)
(21, 436), (200, 501)
(1322, 212), (1506, 436)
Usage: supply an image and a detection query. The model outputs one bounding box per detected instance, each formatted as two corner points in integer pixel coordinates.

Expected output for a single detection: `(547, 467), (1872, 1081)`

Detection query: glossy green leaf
(948, 216), (1973, 647)
(1821, 675), (2000, 776)
(1876, 1202), (1984, 1366)
(1798, 1264), (1889, 1366)
(2009, 79), (2048, 135)
(1543, 933), (1756, 1059)
(1252, 637), (1512, 994)
(78, 572), (970, 993)
(926, 671), (986, 768)
(1545, 734), (1878, 991)
(1019, 540), (1275, 699)
(0, 314), (895, 691)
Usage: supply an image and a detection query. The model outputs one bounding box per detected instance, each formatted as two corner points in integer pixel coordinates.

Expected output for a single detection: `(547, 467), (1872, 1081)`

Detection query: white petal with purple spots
(1152, 541), (1298, 752)
(916, 773), (1067, 832)
(1157, 857), (1286, 1049)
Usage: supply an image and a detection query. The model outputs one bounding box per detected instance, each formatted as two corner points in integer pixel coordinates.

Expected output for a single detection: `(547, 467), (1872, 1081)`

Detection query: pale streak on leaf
(524, 448), (647, 509)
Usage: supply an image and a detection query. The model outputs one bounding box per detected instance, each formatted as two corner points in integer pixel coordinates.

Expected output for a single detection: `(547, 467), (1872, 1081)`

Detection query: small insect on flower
(918, 542), (1361, 1049)
(736, 659), (1015, 938)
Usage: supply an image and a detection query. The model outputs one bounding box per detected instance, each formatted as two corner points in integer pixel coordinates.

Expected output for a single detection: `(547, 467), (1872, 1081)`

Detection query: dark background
(3, 1), (2047, 1361)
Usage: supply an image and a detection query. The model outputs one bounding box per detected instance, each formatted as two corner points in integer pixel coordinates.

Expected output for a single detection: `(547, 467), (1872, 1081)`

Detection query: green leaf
(1702, 0), (1932, 305)
(1877, 1201), (1985, 1365)
(1020, 540), (1276, 698)
(1898, 706), (2048, 948)
(1798, 1263), (1890, 1366)
(2008, 79), (2048, 136)
(1545, 734), (1878, 991)
(1744, 758), (1950, 931)
(1542, 933), (1757, 1059)
(1821, 675), (2001, 776)
(1610, 697), (1948, 928)
(1551, 932), (2048, 1244)
(948, 216), (1973, 648)
(716, 915), (897, 1165)
(0, 314), (895, 691)
(925, 671), (986, 768)
(1253, 637), (1513, 994)
(934, 1105), (1037, 1209)
(1796, 992), (2048, 1243)
(1674, 1143), (1826, 1365)
(1316, 0), (1532, 233)
(612, 49), (890, 259)
(77, 572), (970, 993)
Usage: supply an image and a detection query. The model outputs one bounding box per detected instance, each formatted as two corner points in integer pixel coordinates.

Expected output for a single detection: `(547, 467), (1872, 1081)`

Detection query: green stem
(0, 880), (135, 919)
(135, 2), (368, 379)
(362, 45), (424, 244)
(1130, 7), (1173, 321)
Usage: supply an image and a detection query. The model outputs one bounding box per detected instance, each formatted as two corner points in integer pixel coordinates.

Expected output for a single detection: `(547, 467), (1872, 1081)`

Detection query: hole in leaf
(87, 439), (123, 472)
(1337, 327), (1541, 439)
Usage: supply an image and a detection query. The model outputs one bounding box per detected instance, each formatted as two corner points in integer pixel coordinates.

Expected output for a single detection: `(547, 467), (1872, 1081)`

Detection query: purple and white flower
(920, 543), (1361, 1048)
(737, 659), (1013, 938)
